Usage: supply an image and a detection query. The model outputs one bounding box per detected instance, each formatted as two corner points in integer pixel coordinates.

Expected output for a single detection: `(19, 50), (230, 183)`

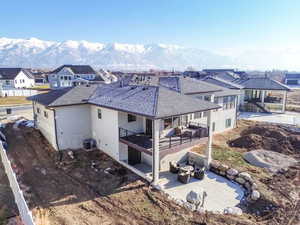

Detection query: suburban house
(48, 65), (104, 89)
(198, 71), (291, 113)
(0, 68), (35, 89)
(284, 73), (300, 87)
(28, 75), (240, 184)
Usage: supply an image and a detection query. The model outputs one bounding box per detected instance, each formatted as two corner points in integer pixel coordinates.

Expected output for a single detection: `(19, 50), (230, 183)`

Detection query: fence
(0, 141), (36, 225)
(0, 89), (37, 97)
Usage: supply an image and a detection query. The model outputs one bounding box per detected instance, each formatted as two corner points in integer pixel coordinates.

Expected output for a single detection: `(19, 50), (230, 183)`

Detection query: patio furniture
(177, 171), (191, 184)
(194, 166), (205, 180)
(169, 161), (179, 173)
(179, 165), (194, 173)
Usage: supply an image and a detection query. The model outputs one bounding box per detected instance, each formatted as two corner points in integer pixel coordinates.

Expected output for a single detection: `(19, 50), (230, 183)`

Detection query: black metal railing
(119, 126), (208, 151)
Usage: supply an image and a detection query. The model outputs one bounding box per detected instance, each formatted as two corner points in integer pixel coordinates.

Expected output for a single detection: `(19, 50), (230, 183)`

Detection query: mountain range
(0, 37), (299, 71)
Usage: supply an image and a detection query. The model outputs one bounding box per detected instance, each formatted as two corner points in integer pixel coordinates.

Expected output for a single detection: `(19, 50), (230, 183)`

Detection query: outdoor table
(179, 165), (194, 173)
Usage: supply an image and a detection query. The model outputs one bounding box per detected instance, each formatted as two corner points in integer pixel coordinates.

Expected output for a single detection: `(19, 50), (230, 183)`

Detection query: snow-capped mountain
(1, 37), (300, 70)
(0, 37), (233, 70)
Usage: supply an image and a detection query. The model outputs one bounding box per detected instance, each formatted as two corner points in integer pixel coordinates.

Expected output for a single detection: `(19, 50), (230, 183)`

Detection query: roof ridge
(153, 86), (160, 118)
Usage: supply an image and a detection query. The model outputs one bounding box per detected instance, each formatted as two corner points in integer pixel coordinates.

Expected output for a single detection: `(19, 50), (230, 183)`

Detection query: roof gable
(52, 65), (96, 74)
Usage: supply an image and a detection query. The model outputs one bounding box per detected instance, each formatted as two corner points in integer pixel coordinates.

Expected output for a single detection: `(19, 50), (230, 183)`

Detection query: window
(194, 112), (202, 119)
(164, 118), (172, 129)
(15, 80), (17, 84)
(203, 111), (208, 117)
(37, 108), (40, 114)
(212, 122), (216, 132)
(5, 80), (10, 85)
(225, 118), (232, 128)
(44, 111), (48, 118)
(128, 114), (136, 122)
(98, 109), (102, 119)
(204, 95), (211, 101)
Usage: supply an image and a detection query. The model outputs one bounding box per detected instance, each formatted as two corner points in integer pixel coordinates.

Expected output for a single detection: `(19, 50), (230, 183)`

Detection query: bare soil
(0, 161), (18, 225)
(204, 120), (300, 225)
(228, 123), (300, 157)
(2, 123), (258, 225)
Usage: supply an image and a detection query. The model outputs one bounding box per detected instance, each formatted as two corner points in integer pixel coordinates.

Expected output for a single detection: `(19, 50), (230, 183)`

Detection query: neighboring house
(48, 65), (103, 89)
(200, 72), (291, 113)
(284, 73), (300, 86)
(0, 68), (35, 89)
(29, 77), (228, 184)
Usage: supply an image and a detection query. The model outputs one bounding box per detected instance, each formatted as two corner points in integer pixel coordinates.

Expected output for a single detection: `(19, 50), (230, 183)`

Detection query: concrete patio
(157, 171), (245, 213)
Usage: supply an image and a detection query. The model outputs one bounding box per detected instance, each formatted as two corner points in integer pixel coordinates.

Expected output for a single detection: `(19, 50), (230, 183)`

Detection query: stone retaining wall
(209, 160), (260, 202)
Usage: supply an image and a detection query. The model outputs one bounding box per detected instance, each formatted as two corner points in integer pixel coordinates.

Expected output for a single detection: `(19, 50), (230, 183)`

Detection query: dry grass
(0, 96), (31, 105)
(32, 84), (50, 89)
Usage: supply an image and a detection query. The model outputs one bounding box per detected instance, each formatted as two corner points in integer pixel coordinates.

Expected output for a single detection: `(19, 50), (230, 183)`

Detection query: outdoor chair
(177, 171), (191, 184)
(194, 166), (205, 180)
(169, 161), (179, 173)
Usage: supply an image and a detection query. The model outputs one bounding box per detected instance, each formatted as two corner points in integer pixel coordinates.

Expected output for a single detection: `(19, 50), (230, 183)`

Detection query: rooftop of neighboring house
(28, 78), (221, 119)
(0, 68), (34, 80)
(51, 65), (96, 75)
(285, 73), (300, 79)
(232, 77), (291, 91)
(201, 72), (290, 91)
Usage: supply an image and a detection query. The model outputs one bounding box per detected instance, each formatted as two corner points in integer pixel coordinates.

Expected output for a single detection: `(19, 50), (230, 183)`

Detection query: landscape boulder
(224, 206), (243, 215)
(235, 177), (246, 185)
(251, 190), (260, 201)
(186, 189), (204, 205)
(243, 150), (298, 173)
(227, 168), (239, 176)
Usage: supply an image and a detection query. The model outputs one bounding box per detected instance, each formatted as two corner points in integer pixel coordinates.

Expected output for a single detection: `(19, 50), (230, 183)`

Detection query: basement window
(44, 111), (48, 118)
(128, 114), (136, 122)
(98, 109), (102, 119)
(225, 118), (232, 128)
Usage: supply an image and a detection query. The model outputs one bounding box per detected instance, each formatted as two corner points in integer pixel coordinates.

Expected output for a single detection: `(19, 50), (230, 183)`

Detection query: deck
(120, 131), (208, 158)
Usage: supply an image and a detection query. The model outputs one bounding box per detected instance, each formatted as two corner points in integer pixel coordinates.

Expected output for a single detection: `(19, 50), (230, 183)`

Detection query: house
(201, 72), (291, 113)
(0, 68), (35, 89)
(28, 75), (242, 184)
(48, 65), (104, 89)
(284, 73), (300, 86)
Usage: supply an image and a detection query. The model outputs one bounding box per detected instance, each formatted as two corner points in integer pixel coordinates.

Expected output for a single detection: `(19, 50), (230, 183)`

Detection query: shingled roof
(29, 82), (220, 119)
(233, 77), (290, 91)
(0, 68), (34, 80)
(285, 73), (300, 79)
(28, 85), (99, 107)
(51, 65), (96, 74)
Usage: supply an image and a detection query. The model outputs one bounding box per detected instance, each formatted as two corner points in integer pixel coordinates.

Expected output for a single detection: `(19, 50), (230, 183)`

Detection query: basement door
(128, 147), (141, 165)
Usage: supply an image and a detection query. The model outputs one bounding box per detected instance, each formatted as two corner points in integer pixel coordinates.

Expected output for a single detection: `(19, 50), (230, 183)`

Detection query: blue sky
(1, 0), (299, 49)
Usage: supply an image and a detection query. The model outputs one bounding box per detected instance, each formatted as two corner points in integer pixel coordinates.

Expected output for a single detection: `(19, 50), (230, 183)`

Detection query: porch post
(205, 110), (213, 168)
(282, 90), (287, 113)
(261, 90), (265, 106)
(152, 119), (160, 184)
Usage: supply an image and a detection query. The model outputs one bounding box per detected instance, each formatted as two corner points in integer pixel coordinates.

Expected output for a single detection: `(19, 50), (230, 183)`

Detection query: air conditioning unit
(83, 138), (97, 151)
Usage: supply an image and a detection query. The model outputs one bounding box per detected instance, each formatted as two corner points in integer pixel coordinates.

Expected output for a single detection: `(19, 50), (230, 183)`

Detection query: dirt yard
(0, 161), (18, 225)
(193, 120), (300, 225)
(1, 120), (299, 224)
(2, 123), (264, 225)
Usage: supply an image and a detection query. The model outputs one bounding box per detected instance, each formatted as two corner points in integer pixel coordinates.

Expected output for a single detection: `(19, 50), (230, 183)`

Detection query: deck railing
(119, 125), (208, 151)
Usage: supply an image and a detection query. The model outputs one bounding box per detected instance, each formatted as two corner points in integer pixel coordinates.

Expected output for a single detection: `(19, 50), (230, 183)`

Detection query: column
(205, 110), (213, 168)
(152, 119), (160, 184)
(282, 91), (287, 113)
(261, 90), (265, 105)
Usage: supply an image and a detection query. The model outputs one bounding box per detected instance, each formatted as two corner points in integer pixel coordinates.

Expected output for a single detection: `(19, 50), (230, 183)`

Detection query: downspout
(52, 108), (60, 151)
